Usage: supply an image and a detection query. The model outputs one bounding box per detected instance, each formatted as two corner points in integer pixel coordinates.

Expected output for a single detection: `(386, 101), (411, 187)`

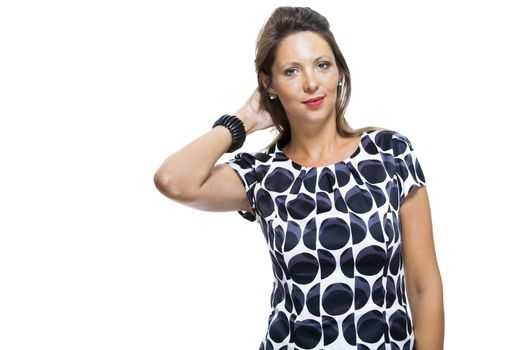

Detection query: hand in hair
(234, 88), (275, 135)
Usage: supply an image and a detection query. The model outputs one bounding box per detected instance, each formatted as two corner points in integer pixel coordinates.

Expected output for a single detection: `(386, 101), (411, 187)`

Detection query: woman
(154, 6), (444, 350)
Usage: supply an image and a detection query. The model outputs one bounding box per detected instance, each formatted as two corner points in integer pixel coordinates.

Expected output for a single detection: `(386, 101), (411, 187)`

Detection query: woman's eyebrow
(281, 56), (331, 67)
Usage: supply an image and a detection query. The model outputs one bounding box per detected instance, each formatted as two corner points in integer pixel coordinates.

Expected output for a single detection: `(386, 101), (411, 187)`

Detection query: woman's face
(266, 30), (341, 124)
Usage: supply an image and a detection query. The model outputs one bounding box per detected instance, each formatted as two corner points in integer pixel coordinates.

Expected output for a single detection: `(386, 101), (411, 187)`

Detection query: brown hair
(254, 6), (386, 151)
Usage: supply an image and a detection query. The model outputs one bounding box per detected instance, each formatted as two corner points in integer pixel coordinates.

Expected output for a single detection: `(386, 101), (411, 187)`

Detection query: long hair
(254, 6), (386, 151)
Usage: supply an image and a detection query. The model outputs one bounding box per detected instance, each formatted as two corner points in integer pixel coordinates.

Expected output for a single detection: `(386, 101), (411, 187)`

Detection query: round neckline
(276, 131), (369, 169)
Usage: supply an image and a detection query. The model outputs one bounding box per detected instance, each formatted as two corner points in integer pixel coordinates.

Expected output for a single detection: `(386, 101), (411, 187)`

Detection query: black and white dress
(225, 129), (427, 350)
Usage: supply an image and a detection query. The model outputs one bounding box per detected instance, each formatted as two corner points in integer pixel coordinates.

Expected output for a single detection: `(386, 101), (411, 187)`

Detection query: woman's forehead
(274, 31), (334, 67)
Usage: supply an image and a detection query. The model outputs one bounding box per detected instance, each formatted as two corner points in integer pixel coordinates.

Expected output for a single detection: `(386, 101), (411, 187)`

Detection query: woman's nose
(303, 71), (319, 92)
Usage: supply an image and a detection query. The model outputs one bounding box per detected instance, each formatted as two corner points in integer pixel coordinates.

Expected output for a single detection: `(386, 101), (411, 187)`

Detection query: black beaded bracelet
(212, 114), (247, 153)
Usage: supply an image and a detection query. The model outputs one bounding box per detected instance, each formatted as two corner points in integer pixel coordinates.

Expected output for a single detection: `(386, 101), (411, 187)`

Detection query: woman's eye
(318, 62), (330, 69)
(285, 63), (330, 76)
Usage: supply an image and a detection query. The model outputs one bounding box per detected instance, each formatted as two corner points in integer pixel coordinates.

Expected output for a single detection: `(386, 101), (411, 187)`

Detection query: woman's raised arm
(153, 88), (273, 215)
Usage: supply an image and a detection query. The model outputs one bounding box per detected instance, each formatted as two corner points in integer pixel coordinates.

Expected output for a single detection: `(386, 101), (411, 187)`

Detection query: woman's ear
(259, 71), (275, 94)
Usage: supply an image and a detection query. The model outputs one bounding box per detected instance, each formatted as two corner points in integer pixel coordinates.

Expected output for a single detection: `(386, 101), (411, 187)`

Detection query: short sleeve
(392, 133), (427, 206)
(224, 152), (258, 222)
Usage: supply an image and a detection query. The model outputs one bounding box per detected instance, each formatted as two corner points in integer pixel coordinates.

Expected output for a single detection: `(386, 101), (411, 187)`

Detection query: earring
(269, 94), (277, 100)
(338, 80), (343, 86)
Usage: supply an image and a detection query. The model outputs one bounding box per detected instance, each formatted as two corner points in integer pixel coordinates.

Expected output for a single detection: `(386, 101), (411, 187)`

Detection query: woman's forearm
(153, 111), (256, 199)
(410, 287), (445, 350)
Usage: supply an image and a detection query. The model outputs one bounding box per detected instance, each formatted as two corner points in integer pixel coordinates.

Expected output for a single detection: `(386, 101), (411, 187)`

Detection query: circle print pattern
(225, 129), (426, 349)
(322, 283), (354, 315)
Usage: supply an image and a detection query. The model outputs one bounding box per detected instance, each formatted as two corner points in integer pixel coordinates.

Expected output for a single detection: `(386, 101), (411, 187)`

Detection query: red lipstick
(303, 96), (325, 108)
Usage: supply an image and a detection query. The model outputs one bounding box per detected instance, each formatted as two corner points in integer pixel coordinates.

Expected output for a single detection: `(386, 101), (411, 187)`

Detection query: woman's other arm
(401, 186), (445, 350)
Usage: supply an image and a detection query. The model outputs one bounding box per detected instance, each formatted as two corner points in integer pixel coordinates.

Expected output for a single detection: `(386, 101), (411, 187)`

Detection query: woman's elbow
(410, 270), (443, 298)
(153, 171), (194, 201)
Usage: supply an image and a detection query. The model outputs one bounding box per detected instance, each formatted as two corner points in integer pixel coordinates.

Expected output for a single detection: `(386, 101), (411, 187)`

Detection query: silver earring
(338, 80), (343, 86)
(269, 94), (277, 100)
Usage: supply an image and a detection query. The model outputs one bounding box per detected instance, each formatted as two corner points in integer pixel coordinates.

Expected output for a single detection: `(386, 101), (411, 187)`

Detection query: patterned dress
(225, 129), (427, 350)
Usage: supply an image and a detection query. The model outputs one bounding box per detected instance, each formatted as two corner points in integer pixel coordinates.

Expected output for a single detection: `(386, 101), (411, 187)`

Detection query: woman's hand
(234, 88), (274, 134)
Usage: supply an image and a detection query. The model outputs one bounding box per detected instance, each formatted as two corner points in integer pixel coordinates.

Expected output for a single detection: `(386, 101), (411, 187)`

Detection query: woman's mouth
(303, 96), (325, 108)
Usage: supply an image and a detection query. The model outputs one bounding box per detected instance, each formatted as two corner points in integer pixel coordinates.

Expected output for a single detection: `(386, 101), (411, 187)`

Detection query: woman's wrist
(234, 109), (256, 135)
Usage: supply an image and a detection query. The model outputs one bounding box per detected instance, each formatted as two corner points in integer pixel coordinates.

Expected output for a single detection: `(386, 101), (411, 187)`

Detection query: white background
(1, 0), (523, 349)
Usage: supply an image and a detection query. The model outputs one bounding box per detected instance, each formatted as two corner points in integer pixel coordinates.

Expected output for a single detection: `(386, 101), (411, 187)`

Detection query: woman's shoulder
(359, 126), (409, 138)
(227, 147), (274, 169)
(358, 126), (418, 157)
